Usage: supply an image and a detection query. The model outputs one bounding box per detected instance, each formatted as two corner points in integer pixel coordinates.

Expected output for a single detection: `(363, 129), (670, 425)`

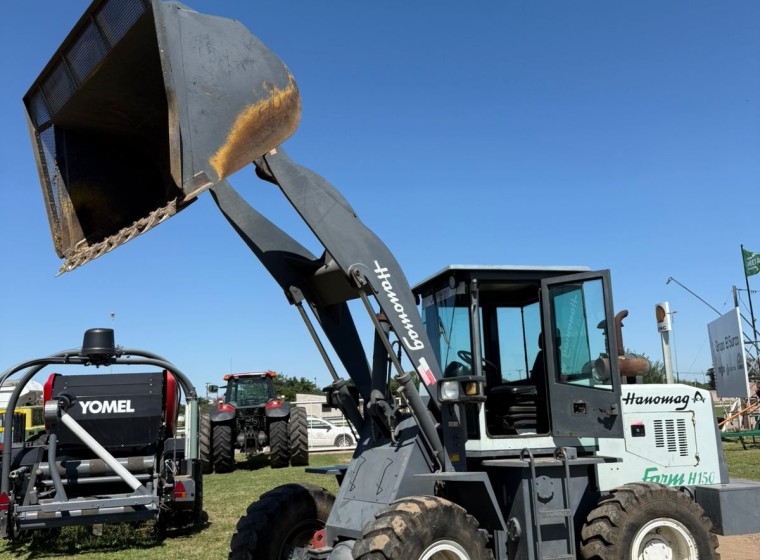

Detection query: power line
(666, 277), (722, 316)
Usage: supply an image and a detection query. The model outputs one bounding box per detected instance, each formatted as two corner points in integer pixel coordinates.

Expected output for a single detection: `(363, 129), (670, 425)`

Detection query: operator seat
(486, 333), (549, 435)
(529, 332), (550, 433)
(530, 334), (545, 381)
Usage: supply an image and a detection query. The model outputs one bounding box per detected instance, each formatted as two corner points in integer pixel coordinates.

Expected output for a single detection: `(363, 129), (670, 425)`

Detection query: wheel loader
(22, 1), (760, 558)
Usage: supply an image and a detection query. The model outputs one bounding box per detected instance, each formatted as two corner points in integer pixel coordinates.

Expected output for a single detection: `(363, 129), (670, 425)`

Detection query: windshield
(421, 282), (543, 385)
(421, 285), (472, 376)
(225, 377), (274, 407)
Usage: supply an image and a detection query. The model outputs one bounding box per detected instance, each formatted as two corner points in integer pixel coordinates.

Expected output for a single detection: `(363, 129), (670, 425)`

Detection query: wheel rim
(278, 520), (323, 560)
(419, 539), (471, 560)
(631, 517), (699, 560)
(336, 436), (349, 447)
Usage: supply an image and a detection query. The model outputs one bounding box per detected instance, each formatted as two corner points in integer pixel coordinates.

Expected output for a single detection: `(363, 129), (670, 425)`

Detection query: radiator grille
(653, 418), (689, 457)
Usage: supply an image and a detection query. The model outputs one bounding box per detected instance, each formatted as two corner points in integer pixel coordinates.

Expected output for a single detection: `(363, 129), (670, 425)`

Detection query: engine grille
(654, 418), (689, 457)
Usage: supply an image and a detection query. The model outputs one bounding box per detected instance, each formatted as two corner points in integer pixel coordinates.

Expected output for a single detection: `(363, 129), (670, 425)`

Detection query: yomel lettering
(78, 399), (136, 414)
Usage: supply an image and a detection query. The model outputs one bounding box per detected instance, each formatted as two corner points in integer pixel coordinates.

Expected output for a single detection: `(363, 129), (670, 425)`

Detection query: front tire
(353, 496), (493, 560)
(269, 419), (290, 468)
(579, 482), (719, 560)
(289, 407), (309, 467)
(228, 483), (334, 560)
(212, 423), (235, 473)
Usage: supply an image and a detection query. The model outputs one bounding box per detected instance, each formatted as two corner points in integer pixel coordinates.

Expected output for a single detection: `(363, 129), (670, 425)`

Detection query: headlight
(440, 380), (460, 401)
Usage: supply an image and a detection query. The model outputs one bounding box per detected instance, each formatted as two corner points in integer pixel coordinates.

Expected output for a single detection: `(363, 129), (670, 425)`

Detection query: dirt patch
(717, 533), (760, 559)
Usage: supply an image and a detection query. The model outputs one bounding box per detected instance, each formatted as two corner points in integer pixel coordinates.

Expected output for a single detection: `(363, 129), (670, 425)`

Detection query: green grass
(722, 439), (760, 481)
(0, 453), (345, 560)
(2, 443), (759, 560)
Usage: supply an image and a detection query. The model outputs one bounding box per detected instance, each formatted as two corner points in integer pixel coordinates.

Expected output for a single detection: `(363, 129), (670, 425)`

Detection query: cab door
(540, 270), (623, 438)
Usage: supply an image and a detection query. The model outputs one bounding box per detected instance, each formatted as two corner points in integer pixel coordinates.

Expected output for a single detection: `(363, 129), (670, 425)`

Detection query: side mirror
(207, 384), (219, 394)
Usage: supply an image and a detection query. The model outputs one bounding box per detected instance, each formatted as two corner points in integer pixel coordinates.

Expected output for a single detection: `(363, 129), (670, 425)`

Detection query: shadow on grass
(4, 515), (211, 559)
(723, 437), (760, 450)
(234, 453), (271, 471)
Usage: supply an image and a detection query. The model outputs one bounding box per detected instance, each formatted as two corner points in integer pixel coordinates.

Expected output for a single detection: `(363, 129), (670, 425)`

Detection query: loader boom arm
(211, 148), (445, 410)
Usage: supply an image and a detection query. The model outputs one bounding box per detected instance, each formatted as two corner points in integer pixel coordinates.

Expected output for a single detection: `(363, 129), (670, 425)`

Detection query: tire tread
(579, 483), (719, 560)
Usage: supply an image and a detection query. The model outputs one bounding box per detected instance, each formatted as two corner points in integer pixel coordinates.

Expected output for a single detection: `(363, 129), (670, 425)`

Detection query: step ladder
(521, 447), (576, 560)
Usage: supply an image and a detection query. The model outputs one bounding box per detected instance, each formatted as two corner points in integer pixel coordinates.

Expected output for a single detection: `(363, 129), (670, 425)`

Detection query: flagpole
(742, 244), (758, 374)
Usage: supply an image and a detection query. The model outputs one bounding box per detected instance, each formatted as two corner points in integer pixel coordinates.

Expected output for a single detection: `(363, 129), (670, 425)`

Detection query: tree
(643, 357), (666, 384)
(273, 374), (322, 401)
(706, 367), (716, 391)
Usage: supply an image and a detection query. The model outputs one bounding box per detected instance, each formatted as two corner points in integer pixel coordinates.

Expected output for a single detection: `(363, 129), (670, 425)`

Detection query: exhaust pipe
(24, 0), (300, 273)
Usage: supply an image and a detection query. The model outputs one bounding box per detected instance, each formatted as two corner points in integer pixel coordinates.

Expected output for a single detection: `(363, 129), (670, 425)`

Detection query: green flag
(744, 247), (760, 277)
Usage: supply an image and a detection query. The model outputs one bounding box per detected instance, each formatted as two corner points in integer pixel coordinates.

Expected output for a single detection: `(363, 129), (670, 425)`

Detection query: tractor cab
(414, 266), (624, 452)
(222, 372), (278, 409)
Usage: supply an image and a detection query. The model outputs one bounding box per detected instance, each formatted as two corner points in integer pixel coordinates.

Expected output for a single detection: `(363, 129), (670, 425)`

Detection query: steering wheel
(457, 350), (498, 374)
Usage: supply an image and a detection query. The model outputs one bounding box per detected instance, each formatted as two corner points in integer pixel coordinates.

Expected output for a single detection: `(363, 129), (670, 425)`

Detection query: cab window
(548, 278), (611, 390)
(494, 303), (541, 383)
(421, 285), (472, 376)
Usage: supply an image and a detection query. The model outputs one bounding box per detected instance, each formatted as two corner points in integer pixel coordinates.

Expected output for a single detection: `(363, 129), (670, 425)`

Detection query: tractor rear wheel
(199, 414), (212, 474)
(212, 423), (235, 473)
(353, 496), (493, 560)
(228, 483), (334, 560)
(579, 482), (719, 560)
(269, 419), (290, 468)
(289, 406), (309, 467)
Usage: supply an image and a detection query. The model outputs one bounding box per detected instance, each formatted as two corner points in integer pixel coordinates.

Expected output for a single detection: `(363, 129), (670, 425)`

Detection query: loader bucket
(23, 0), (301, 273)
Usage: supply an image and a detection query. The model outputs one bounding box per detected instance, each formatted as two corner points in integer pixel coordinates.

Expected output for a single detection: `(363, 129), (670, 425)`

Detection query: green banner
(744, 247), (760, 277)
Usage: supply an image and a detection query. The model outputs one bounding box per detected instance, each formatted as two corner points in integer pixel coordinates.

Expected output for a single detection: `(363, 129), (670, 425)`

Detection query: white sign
(708, 308), (749, 398)
(656, 302), (672, 332)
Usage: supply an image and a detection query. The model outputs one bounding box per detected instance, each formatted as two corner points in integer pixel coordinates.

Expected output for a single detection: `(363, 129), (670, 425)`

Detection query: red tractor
(201, 372), (308, 472)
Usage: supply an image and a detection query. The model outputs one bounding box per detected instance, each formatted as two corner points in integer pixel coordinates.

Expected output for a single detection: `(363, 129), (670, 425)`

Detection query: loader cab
(414, 266), (624, 447)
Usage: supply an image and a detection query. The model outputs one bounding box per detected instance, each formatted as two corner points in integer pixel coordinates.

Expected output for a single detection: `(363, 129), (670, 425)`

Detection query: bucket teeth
(57, 199), (179, 275)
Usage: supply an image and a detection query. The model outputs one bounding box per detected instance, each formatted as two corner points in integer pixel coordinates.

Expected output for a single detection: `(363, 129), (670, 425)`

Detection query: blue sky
(1, 1), (759, 394)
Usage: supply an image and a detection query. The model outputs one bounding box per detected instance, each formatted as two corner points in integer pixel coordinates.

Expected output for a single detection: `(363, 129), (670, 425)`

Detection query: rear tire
(212, 423), (235, 473)
(199, 414), (213, 474)
(353, 496), (493, 560)
(289, 407), (309, 467)
(228, 483), (334, 560)
(579, 483), (719, 560)
(269, 419), (289, 468)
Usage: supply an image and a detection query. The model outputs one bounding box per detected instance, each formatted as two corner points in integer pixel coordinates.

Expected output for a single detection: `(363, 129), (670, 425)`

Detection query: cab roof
(413, 265), (590, 295)
(223, 371), (276, 381)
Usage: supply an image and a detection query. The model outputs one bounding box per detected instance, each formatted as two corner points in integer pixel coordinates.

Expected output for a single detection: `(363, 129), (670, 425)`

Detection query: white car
(307, 416), (355, 448)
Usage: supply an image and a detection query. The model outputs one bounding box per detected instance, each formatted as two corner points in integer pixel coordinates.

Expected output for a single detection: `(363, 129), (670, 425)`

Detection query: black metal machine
(0, 328), (202, 538)
(22, 1), (760, 558)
